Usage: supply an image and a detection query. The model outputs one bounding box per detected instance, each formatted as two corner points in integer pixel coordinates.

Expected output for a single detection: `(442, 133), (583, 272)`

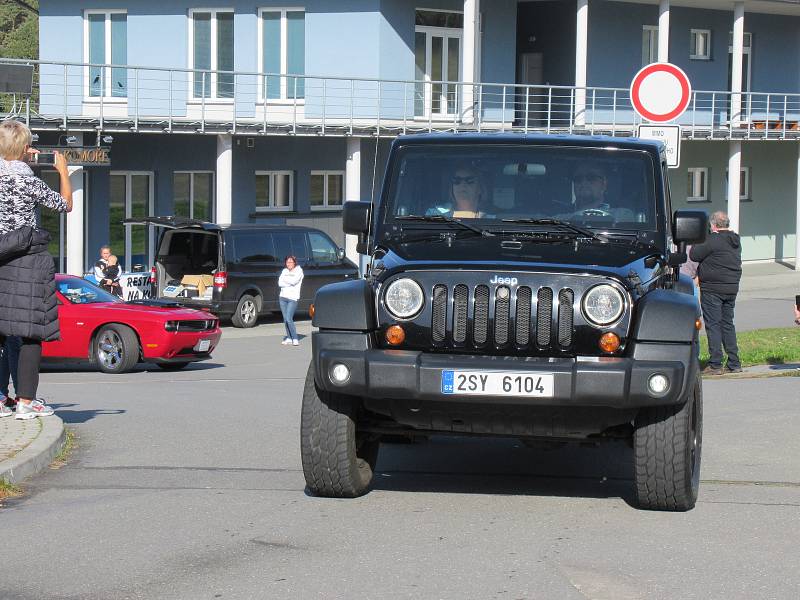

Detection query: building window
(310, 171), (344, 210)
(415, 9), (462, 118)
(687, 168), (708, 202)
(728, 32), (752, 94)
(190, 9), (234, 99)
(642, 26), (658, 66)
(84, 10), (127, 98)
(255, 171), (294, 211)
(259, 8), (305, 100)
(109, 172), (154, 271)
(690, 29), (711, 60)
(725, 167), (751, 201)
(174, 172), (215, 221)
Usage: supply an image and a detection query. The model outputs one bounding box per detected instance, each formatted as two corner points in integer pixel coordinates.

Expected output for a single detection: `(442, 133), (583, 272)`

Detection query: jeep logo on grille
(490, 275), (518, 286)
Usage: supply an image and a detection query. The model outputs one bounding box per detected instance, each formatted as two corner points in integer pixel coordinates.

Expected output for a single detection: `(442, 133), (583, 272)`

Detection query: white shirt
(278, 266), (304, 301)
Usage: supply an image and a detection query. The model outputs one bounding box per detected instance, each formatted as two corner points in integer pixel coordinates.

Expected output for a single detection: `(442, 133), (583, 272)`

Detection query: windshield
(57, 277), (122, 304)
(383, 144), (659, 232)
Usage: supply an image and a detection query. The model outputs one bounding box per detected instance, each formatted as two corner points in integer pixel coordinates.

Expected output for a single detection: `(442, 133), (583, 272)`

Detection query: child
(101, 255), (122, 297)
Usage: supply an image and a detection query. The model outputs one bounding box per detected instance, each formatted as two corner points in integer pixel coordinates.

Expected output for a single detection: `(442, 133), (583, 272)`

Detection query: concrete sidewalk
(0, 413), (65, 486)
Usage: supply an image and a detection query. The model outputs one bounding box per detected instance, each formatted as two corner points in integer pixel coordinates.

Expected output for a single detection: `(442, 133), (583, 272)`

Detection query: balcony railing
(3, 58), (800, 140)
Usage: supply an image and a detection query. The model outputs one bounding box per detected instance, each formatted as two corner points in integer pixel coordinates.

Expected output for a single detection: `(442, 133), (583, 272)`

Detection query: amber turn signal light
(598, 332), (621, 353)
(385, 325), (406, 346)
(309, 303), (315, 319)
(695, 318), (702, 330)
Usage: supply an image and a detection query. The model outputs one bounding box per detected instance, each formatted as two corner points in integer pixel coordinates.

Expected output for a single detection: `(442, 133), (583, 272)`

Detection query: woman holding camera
(0, 120), (72, 419)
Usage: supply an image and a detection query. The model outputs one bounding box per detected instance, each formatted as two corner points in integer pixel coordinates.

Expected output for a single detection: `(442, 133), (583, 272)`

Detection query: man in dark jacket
(690, 211), (742, 375)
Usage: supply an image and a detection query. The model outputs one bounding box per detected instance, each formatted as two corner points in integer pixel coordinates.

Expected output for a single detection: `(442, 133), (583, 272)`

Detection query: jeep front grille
(429, 284), (574, 350)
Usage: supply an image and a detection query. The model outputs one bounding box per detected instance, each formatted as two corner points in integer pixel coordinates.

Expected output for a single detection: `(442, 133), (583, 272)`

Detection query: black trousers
(700, 291), (741, 370)
(0, 335), (41, 399)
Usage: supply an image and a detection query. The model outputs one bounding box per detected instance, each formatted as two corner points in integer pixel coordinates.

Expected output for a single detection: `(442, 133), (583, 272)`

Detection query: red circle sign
(630, 63), (692, 123)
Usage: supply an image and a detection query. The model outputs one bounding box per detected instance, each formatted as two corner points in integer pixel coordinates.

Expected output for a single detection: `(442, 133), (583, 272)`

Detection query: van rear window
(231, 232), (277, 263)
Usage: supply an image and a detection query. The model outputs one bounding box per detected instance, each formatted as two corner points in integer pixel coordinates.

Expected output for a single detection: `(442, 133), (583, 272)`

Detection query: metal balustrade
(3, 57), (800, 140)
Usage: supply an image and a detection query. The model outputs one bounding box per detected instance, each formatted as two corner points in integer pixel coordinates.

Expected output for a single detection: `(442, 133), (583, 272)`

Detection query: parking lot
(0, 316), (797, 600)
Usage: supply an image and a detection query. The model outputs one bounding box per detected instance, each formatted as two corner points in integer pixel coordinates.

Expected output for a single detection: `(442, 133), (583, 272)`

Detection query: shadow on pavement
(371, 436), (636, 503)
(49, 405), (126, 424)
(41, 361), (226, 374)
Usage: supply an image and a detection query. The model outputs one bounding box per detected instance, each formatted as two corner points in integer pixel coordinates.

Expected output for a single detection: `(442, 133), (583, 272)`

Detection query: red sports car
(43, 275), (222, 374)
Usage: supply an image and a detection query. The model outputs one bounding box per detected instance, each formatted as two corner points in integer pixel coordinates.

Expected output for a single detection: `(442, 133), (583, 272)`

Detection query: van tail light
(214, 272), (227, 288)
(150, 267), (156, 285)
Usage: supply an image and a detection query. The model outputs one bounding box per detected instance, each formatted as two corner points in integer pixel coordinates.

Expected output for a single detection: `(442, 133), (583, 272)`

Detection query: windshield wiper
(396, 214), (494, 237)
(499, 218), (607, 242)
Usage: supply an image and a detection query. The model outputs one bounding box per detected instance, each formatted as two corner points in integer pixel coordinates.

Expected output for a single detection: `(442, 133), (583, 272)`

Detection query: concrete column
(462, 0), (480, 124)
(795, 144), (800, 269)
(344, 137), (361, 267)
(730, 2), (745, 127)
(728, 141), (741, 233)
(574, 0), (589, 126)
(66, 166), (84, 275)
(658, 0), (670, 62)
(216, 134), (233, 225)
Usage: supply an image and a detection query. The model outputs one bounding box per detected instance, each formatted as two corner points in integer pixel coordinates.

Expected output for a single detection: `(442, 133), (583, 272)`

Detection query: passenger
(559, 162), (634, 221)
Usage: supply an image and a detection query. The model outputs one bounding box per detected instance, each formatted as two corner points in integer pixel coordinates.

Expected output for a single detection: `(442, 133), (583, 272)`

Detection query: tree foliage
(0, 0), (39, 60)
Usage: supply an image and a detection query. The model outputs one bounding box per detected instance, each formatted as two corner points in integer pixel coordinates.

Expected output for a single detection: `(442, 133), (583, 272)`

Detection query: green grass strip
(699, 327), (800, 367)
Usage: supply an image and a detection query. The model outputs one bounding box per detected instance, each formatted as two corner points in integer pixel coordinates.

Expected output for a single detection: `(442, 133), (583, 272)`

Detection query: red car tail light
(214, 272), (227, 288)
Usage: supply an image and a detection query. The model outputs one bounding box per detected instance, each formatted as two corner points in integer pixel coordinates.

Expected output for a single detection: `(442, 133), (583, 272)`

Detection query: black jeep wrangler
(301, 133), (707, 511)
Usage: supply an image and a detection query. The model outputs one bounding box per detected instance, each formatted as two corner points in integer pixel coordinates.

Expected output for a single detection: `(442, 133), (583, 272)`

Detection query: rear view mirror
(343, 201), (371, 236)
(673, 210), (707, 244)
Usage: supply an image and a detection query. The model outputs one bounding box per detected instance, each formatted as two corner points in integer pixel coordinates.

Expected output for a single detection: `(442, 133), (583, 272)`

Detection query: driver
(427, 165), (488, 219)
(557, 162), (634, 221)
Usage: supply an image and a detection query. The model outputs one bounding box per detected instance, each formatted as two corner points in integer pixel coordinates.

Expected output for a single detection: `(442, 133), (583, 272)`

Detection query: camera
(24, 152), (56, 166)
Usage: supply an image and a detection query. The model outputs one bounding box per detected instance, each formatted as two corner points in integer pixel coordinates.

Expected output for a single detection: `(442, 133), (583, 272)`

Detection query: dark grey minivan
(137, 218), (359, 327)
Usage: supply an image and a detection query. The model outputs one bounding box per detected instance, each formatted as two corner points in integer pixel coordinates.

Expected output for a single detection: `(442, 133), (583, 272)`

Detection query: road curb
(0, 416), (66, 485)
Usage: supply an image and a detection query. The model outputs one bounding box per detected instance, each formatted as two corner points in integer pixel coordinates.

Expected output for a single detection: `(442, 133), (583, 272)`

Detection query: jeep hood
(376, 237), (665, 282)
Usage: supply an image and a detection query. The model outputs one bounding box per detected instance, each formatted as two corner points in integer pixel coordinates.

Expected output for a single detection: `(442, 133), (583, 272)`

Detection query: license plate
(441, 370), (554, 397)
(194, 339), (211, 352)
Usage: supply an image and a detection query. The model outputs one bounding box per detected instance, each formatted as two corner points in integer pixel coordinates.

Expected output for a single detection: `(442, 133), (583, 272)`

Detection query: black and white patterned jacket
(0, 159), (67, 236)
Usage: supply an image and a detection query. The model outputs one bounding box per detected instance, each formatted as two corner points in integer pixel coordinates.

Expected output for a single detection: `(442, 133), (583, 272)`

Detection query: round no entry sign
(630, 63), (692, 123)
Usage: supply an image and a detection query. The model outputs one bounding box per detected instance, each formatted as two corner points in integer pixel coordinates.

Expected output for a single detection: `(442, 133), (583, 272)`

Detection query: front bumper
(313, 332), (696, 409)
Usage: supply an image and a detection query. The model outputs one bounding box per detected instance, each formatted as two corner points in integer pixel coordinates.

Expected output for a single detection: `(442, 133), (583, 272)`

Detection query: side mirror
(337, 247), (345, 261)
(343, 201), (371, 236)
(673, 210), (708, 244)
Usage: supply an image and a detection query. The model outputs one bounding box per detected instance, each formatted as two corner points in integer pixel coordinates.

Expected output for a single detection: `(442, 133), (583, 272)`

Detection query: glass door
(414, 11), (463, 119)
(39, 171), (67, 273)
(110, 172), (154, 272)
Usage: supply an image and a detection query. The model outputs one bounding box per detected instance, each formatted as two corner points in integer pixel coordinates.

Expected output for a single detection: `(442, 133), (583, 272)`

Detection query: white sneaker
(15, 399), (55, 420)
(281, 338), (292, 345)
(0, 403), (12, 418)
(292, 339), (299, 346)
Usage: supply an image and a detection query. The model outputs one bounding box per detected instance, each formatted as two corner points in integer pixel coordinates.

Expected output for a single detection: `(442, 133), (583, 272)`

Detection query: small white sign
(637, 124), (682, 168)
(119, 272), (153, 301)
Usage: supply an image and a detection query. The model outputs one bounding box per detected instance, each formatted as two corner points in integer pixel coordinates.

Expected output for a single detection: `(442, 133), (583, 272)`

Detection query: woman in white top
(278, 255), (304, 346)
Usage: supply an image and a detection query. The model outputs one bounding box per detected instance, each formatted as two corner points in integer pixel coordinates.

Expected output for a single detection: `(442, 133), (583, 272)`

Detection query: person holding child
(101, 254), (122, 297)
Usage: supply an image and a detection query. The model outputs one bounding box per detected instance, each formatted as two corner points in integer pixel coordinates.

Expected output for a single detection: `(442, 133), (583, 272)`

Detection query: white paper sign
(637, 124), (682, 168)
(119, 272), (153, 301)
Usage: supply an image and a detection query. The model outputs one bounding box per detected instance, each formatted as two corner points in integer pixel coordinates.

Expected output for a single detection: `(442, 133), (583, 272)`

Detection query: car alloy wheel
(97, 330), (124, 370)
(240, 299), (256, 325)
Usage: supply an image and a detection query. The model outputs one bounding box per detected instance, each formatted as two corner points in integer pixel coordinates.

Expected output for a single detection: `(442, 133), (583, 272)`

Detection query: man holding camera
(690, 211), (743, 375)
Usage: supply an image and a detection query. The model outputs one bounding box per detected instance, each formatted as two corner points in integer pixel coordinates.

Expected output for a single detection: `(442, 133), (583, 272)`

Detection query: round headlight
(384, 278), (424, 319)
(582, 284), (625, 326)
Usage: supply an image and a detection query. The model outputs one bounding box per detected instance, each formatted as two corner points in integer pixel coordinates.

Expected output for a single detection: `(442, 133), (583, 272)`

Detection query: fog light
(648, 373), (669, 395)
(385, 325), (406, 346)
(330, 363), (350, 385)
(598, 332), (620, 353)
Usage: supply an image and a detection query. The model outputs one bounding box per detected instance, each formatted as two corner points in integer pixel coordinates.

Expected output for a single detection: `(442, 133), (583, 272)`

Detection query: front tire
(94, 324), (140, 374)
(300, 363), (379, 497)
(634, 373), (703, 511)
(231, 294), (259, 328)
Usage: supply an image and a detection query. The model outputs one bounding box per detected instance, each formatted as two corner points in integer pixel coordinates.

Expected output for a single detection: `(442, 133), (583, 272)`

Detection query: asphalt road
(1, 323), (799, 600)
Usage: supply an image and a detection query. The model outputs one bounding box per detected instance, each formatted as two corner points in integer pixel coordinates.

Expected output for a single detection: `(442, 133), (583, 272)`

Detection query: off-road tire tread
(300, 363), (373, 498)
(634, 374), (702, 511)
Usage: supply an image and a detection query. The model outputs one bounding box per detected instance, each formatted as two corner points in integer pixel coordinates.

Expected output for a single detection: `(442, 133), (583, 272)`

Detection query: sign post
(630, 63), (692, 169)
